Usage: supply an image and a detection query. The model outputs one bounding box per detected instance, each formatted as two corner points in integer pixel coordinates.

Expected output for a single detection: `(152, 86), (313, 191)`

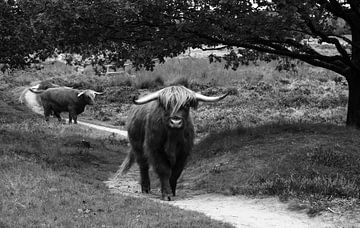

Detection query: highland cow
(29, 87), (103, 124)
(118, 86), (228, 200)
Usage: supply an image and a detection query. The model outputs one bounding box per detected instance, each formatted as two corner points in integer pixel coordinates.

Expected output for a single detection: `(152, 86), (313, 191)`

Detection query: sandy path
(105, 167), (335, 228)
(20, 85), (337, 228)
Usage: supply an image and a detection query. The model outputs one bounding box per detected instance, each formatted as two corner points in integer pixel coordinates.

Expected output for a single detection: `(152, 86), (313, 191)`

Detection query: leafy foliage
(3, 0), (360, 126)
(1, 0), (358, 75)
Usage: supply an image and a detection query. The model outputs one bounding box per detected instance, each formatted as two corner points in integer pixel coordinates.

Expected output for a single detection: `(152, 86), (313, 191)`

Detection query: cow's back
(40, 88), (78, 111)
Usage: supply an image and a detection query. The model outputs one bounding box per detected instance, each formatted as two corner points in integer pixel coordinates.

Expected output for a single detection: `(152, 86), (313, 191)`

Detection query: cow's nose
(169, 117), (183, 128)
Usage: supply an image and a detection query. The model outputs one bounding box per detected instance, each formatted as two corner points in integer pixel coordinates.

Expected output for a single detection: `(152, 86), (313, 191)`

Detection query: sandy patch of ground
(106, 166), (336, 228)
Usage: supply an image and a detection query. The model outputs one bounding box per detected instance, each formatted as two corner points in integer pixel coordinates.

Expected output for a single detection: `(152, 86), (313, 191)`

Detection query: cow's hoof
(161, 194), (172, 201)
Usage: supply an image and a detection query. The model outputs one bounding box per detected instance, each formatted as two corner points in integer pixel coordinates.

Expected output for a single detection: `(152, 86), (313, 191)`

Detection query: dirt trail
(105, 167), (335, 228)
(20, 85), (338, 228)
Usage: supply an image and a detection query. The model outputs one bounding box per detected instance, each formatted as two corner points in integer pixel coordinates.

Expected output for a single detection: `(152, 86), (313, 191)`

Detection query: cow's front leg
(153, 161), (172, 201)
(170, 155), (187, 197)
(68, 110), (77, 124)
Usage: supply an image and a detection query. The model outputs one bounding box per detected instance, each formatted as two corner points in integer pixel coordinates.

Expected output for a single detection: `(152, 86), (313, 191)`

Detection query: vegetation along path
(22, 84), (337, 228)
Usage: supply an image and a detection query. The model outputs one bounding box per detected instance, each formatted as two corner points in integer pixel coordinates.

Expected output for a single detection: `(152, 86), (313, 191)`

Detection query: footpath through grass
(0, 95), (232, 228)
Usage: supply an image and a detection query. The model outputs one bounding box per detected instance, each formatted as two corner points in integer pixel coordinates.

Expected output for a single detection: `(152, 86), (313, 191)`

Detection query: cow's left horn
(195, 92), (229, 102)
(133, 88), (164, 105)
(93, 91), (105, 95)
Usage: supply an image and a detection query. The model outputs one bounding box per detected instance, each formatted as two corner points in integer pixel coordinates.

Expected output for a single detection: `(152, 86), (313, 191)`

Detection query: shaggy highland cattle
(118, 86), (228, 200)
(29, 87), (103, 124)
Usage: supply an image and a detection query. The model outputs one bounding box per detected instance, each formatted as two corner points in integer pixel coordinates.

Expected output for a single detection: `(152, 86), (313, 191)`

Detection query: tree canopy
(3, 0), (360, 127)
(1, 0), (357, 72)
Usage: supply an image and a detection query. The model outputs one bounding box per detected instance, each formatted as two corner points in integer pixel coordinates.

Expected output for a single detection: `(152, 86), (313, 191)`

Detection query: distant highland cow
(29, 87), (103, 124)
(117, 86), (228, 200)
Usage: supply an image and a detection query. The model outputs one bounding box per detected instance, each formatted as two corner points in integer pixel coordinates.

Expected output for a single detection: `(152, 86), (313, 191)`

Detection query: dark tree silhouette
(2, 0), (360, 127)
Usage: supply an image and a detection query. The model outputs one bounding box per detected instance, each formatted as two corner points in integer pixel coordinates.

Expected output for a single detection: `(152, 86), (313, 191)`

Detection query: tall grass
(1, 52), (357, 220)
(3, 56), (348, 130)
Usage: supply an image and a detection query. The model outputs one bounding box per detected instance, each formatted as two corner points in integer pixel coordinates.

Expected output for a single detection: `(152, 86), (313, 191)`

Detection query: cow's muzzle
(169, 116), (184, 129)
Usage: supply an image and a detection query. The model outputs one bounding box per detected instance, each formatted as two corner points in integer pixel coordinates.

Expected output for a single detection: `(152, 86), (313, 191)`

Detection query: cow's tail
(114, 150), (135, 178)
(19, 88), (28, 103)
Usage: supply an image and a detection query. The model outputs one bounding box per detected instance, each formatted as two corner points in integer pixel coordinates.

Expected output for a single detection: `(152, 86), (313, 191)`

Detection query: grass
(184, 123), (360, 215)
(2, 50), (359, 220)
(0, 97), (233, 227)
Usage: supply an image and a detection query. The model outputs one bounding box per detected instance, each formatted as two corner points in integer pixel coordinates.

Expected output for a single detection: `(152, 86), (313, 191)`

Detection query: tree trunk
(346, 21), (360, 128)
(346, 73), (360, 128)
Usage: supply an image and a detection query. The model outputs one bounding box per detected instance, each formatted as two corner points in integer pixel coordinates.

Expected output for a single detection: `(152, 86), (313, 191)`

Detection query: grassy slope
(184, 123), (360, 216)
(0, 95), (232, 228)
(2, 55), (360, 221)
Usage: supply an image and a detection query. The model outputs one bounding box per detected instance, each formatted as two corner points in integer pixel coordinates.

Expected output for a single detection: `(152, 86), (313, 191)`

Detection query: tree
(2, 0), (360, 127)
(125, 0), (360, 128)
(0, 0), (44, 70)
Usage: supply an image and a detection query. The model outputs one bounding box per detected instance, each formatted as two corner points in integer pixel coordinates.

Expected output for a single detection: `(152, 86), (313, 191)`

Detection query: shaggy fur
(119, 91), (196, 200)
(157, 86), (198, 115)
(117, 85), (228, 200)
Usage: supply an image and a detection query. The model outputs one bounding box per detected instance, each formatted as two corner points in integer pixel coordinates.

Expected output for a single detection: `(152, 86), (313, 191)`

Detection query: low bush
(189, 123), (360, 211)
(135, 75), (164, 89)
(169, 77), (190, 87)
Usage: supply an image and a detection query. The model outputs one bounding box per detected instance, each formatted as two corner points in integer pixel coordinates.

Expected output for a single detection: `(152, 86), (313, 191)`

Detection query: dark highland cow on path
(118, 86), (228, 200)
(29, 87), (103, 124)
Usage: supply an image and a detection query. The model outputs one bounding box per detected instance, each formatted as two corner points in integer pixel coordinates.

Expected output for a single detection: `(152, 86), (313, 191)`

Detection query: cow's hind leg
(53, 112), (62, 122)
(68, 112), (73, 124)
(43, 106), (52, 122)
(136, 156), (150, 193)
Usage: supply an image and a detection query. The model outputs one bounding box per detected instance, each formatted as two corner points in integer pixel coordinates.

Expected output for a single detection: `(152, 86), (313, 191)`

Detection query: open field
(1, 53), (360, 226)
(0, 94), (232, 227)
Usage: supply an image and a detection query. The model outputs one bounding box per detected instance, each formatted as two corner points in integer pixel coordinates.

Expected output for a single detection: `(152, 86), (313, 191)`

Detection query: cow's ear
(77, 91), (86, 97)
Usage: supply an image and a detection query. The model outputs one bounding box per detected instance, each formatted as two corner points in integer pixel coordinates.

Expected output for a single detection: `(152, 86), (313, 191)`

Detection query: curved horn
(77, 91), (86, 97)
(28, 88), (44, 94)
(133, 88), (164, 105)
(93, 91), (105, 95)
(195, 91), (229, 102)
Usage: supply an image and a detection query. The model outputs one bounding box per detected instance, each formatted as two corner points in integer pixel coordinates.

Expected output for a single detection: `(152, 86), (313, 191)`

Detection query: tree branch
(317, 0), (351, 21)
(188, 29), (348, 76)
(201, 46), (229, 51)
(299, 12), (356, 70)
(328, 34), (360, 49)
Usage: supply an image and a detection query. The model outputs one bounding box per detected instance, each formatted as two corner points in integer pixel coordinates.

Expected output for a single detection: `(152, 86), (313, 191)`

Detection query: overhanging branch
(187, 29), (348, 76)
